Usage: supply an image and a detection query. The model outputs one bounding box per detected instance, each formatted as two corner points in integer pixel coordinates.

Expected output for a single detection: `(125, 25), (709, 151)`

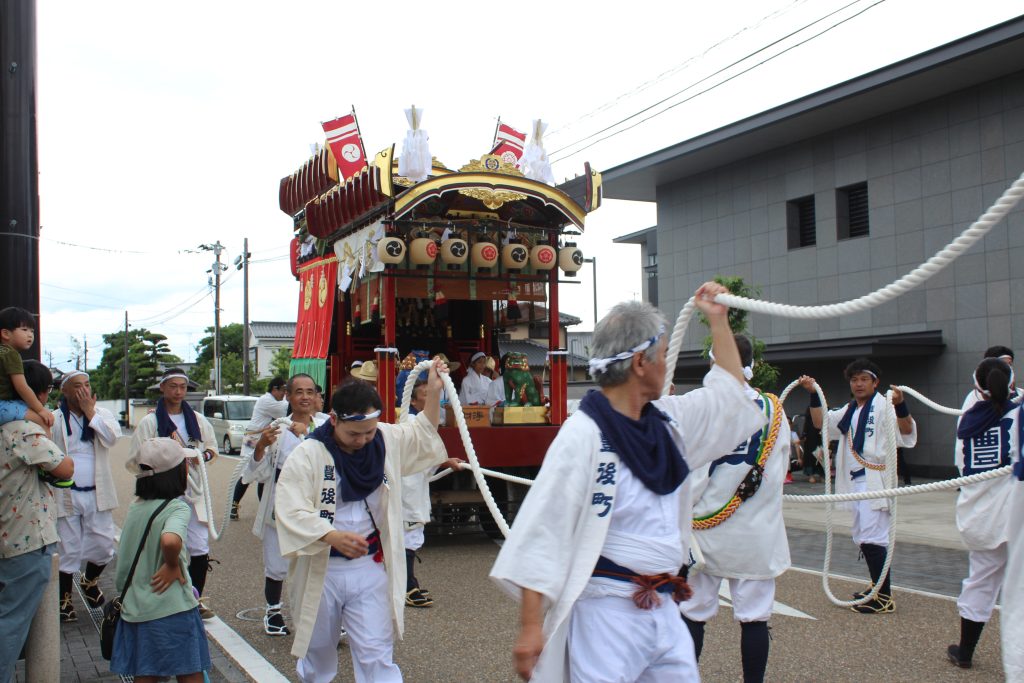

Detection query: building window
(786, 195), (816, 249)
(837, 182), (869, 240)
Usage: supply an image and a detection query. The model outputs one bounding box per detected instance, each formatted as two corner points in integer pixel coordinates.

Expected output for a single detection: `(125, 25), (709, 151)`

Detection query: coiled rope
(195, 438), (254, 542)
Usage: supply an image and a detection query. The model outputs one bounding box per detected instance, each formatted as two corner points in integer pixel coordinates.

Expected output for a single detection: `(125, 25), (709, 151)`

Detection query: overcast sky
(35, 0), (1023, 370)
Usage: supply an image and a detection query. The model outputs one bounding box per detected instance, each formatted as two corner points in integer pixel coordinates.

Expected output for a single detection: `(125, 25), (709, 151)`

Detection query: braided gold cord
(692, 393), (784, 531)
(847, 429), (886, 471)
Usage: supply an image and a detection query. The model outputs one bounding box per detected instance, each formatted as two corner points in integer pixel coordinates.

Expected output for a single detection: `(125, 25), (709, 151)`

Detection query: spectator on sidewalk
(50, 370), (123, 622)
(113, 437), (210, 683)
(0, 360), (74, 683)
(800, 407), (825, 484)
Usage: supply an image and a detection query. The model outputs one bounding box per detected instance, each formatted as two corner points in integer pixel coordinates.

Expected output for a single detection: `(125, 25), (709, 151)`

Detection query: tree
(269, 346), (292, 380)
(698, 275), (780, 392)
(189, 323), (260, 394)
(89, 328), (181, 399)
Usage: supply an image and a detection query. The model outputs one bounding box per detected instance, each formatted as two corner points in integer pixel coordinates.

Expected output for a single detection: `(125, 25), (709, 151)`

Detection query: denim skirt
(110, 608), (211, 676)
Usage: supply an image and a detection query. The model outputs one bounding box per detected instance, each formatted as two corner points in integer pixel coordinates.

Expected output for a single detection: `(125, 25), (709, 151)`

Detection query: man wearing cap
(130, 367), (219, 617)
(799, 358), (917, 614)
(459, 351), (491, 405)
(49, 370), (122, 622)
(491, 284), (766, 683)
(1, 360), (74, 683)
(351, 360), (378, 386)
(274, 360), (450, 683)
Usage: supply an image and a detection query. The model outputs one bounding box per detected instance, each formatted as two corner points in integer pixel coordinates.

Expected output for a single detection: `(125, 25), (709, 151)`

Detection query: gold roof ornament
(459, 154), (524, 177)
(457, 187), (529, 210)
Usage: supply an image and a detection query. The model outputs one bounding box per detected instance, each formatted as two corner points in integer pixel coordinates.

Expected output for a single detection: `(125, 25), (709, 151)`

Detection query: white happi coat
(824, 393), (917, 511)
(458, 369), (492, 405)
(1003, 406), (1024, 682)
(954, 389), (1022, 551)
(490, 365), (765, 683)
(245, 416), (325, 539)
(273, 412), (447, 659)
(130, 411), (218, 523)
(50, 407), (122, 517)
(688, 386), (791, 580)
(398, 410), (446, 526)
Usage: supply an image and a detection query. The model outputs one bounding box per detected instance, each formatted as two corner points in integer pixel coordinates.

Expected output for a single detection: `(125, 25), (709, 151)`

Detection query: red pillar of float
(377, 274), (398, 423)
(547, 239), (567, 425)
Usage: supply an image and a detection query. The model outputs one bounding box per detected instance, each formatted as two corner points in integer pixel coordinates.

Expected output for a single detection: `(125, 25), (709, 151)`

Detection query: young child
(0, 307), (53, 430)
(113, 437), (210, 683)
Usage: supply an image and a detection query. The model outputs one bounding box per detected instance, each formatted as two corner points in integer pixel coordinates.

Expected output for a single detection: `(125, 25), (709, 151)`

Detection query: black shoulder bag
(100, 499), (172, 660)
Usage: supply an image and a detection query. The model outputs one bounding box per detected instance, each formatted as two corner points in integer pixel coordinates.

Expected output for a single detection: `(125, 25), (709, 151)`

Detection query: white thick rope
(194, 445), (249, 542)
(400, 360), (512, 537)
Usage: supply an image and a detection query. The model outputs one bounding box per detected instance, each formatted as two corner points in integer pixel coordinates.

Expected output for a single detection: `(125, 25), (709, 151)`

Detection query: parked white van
(201, 395), (257, 454)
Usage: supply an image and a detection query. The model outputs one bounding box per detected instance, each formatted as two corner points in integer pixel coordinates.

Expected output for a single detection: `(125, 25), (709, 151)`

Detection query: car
(201, 395), (257, 454)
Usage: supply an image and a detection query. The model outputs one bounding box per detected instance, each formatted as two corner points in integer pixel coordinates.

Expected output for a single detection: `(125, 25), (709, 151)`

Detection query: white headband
(588, 325), (666, 377)
(470, 351), (486, 364)
(159, 373), (189, 385)
(60, 370), (89, 389)
(338, 409), (381, 422)
(707, 349), (754, 381)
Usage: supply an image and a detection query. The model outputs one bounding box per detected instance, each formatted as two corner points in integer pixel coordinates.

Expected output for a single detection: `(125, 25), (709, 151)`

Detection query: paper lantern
(501, 243), (529, 271)
(377, 236), (406, 265)
(530, 245), (557, 271)
(440, 238), (468, 268)
(409, 237), (438, 267)
(558, 243), (584, 276)
(472, 241), (499, 271)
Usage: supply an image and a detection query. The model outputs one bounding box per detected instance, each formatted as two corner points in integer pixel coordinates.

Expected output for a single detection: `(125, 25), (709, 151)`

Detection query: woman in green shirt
(112, 437), (210, 682)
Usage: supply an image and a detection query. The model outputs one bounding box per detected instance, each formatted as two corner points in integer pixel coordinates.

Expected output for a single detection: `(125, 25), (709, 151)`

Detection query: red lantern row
(279, 147), (338, 216)
(305, 166), (386, 239)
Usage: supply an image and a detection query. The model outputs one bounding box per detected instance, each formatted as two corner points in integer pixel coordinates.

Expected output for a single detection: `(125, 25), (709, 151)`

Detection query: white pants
(680, 572), (775, 623)
(958, 544), (1007, 623)
(403, 525), (424, 553)
(851, 477), (890, 546)
(296, 556), (401, 683)
(185, 498), (209, 556)
(56, 490), (116, 574)
(263, 525), (289, 582)
(567, 594), (698, 683)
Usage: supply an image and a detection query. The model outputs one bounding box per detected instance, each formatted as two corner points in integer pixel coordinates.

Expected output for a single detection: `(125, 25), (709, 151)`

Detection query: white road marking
(204, 616), (291, 682)
(718, 581), (816, 620)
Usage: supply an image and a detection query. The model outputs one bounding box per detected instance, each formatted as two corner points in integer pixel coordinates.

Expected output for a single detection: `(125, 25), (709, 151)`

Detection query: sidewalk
(13, 562), (248, 683)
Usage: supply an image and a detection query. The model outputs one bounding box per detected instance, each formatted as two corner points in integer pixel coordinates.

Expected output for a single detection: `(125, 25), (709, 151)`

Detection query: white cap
(126, 437), (199, 478)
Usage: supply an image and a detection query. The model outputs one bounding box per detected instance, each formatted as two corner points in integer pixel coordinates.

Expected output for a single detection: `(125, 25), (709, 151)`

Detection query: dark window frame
(786, 195), (816, 249)
(837, 182), (869, 240)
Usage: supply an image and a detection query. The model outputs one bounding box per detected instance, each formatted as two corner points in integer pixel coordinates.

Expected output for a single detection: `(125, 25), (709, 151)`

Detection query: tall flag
(490, 120), (527, 166)
(322, 110), (367, 182)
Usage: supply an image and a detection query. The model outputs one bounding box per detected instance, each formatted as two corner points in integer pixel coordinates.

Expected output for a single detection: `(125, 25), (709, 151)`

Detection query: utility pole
(123, 311), (129, 421)
(200, 241), (226, 394)
(83, 336), (87, 371)
(235, 238), (252, 394)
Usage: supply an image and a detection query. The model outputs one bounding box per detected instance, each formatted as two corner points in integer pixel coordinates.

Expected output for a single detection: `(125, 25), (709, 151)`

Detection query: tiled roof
(249, 321), (295, 342)
(496, 304), (581, 328)
(495, 339), (588, 368)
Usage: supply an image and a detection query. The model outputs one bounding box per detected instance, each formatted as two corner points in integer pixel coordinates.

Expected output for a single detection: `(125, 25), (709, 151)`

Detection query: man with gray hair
(491, 282), (766, 682)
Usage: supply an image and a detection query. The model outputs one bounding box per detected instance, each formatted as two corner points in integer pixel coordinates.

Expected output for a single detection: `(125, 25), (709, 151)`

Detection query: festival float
(278, 108), (602, 532)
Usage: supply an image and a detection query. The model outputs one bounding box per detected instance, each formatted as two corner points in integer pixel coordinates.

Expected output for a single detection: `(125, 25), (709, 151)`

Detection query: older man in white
(50, 370), (122, 622)
(491, 284), (766, 683)
(458, 351), (492, 405)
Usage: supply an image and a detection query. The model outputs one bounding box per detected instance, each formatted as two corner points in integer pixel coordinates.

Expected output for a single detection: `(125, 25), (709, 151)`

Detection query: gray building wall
(654, 70), (1024, 476)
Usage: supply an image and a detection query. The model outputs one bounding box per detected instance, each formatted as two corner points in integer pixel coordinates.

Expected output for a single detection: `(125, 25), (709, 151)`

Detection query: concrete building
(597, 18), (1024, 477)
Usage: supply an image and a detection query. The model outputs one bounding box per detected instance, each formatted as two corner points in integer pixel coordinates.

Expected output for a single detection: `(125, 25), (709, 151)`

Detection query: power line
(550, 0), (884, 163)
(130, 284), (212, 323)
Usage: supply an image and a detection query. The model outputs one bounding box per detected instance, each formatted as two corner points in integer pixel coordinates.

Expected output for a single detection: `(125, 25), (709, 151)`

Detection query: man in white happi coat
(232, 376), (288, 519)
(245, 373), (324, 636)
(948, 351), (1021, 668)
(48, 370), (122, 622)
(681, 336), (790, 683)
(1004, 397), (1024, 681)
(458, 351), (492, 405)
(800, 358), (917, 614)
(491, 284), (766, 683)
(399, 379), (461, 608)
(129, 367), (219, 617)
(274, 361), (450, 683)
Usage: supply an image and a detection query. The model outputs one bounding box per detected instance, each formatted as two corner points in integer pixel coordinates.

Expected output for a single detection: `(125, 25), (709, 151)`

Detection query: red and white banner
(322, 112), (367, 182)
(490, 121), (526, 166)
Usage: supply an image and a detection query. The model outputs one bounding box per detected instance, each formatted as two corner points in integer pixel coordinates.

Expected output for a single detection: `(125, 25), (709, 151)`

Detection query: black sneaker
(851, 594), (894, 614)
(79, 577), (105, 609)
(405, 588), (433, 608)
(59, 592), (77, 623)
(230, 502), (240, 521)
(947, 644), (972, 669)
